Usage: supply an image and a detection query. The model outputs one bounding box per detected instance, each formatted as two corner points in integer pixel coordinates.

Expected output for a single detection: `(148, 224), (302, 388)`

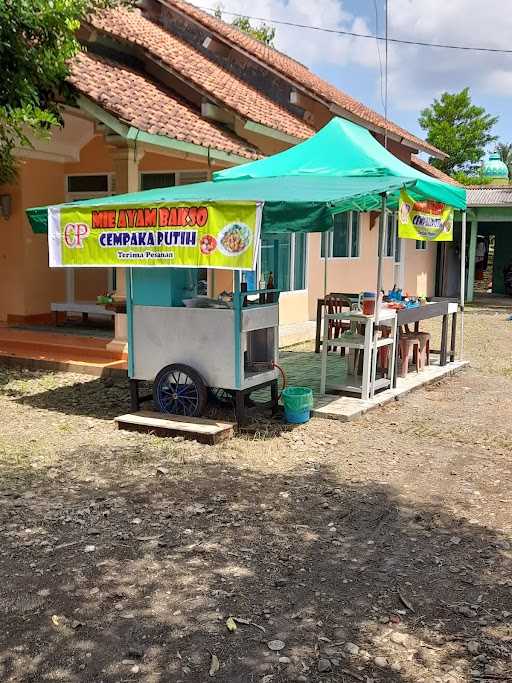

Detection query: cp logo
(64, 223), (90, 248)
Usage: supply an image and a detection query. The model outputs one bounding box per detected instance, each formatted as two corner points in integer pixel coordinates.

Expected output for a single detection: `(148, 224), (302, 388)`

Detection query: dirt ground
(0, 300), (511, 683)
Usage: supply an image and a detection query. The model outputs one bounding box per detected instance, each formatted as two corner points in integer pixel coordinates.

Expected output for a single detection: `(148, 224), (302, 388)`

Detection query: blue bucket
(284, 406), (311, 424)
(282, 387), (313, 424)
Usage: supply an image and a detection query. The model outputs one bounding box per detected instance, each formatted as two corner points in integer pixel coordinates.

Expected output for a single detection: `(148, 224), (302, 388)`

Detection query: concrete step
(0, 328), (127, 362)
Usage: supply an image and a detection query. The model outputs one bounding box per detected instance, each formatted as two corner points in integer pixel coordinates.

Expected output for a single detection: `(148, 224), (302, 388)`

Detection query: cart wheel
(153, 364), (207, 417)
(208, 387), (235, 406)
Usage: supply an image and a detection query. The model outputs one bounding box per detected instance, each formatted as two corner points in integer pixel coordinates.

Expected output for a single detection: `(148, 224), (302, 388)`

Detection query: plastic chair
(325, 296), (351, 355)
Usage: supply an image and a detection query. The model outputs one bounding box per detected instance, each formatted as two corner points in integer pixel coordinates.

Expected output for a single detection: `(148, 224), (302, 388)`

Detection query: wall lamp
(0, 194), (12, 220)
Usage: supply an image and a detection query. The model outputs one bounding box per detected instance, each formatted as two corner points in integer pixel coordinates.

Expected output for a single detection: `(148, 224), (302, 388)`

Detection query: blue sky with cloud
(194, 0), (511, 152)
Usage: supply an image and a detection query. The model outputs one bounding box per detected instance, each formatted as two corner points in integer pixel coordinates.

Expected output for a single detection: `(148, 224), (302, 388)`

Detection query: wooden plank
(115, 411), (235, 444)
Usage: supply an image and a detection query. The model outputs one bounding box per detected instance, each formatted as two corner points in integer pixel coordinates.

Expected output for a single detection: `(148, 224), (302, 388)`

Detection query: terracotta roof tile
(165, 0), (445, 158)
(411, 156), (461, 186)
(87, 7), (314, 141)
(68, 52), (260, 160)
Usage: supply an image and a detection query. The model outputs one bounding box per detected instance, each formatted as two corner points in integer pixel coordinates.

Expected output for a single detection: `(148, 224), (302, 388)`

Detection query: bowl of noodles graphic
(217, 222), (253, 257)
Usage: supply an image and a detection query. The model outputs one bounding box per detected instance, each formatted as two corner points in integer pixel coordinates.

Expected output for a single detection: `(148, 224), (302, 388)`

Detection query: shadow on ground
(0, 456), (510, 682)
(9, 373), (293, 435)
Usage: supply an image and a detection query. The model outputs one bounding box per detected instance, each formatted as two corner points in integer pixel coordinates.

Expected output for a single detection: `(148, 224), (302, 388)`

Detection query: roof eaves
(76, 93), (258, 165)
(157, 0), (446, 160)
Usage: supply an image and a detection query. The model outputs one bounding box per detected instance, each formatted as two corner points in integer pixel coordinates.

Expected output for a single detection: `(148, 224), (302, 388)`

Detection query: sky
(190, 0), (512, 154)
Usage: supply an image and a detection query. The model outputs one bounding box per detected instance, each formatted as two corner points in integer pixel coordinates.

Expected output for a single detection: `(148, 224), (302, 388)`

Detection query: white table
(320, 309), (397, 400)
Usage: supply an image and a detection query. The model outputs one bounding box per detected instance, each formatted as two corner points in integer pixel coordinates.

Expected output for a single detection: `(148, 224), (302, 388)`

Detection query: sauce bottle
(266, 271), (275, 303)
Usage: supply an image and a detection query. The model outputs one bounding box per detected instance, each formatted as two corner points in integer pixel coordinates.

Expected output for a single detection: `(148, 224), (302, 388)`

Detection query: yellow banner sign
(398, 190), (453, 241)
(48, 201), (262, 270)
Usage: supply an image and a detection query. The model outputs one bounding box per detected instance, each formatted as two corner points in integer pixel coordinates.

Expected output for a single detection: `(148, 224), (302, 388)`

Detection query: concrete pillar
(107, 145), (144, 354)
(467, 219), (478, 303)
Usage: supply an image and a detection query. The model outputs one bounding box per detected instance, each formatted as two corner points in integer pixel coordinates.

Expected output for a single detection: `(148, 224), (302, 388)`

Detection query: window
(321, 211), (360, 258)
(416, 240), (427, 251)
(141, 172), (176, 191)
(384, 212), (396, 257)
(260, 233), (307, 292)
(67, 174), (109, 193)
(140, 170), (208, 190)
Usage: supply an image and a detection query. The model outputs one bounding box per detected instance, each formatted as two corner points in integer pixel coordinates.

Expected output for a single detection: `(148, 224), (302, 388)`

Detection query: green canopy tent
(214, 117), (466, 208)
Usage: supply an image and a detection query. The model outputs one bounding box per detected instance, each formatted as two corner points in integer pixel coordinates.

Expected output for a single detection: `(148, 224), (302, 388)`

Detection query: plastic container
(361, 291), (376, 315)
(282, 386), (314, 424)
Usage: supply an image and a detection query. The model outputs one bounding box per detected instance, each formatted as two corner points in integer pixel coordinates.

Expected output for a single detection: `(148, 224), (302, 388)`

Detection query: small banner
(398, 190), (453, 241)
(48, 201), (262, 271)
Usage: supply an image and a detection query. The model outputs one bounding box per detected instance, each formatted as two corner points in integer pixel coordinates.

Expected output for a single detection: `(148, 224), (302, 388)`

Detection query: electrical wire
(197, 3), (512, 55)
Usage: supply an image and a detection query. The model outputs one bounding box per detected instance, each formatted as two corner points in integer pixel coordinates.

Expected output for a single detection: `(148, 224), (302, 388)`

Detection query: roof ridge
(162, 0), (445, 158)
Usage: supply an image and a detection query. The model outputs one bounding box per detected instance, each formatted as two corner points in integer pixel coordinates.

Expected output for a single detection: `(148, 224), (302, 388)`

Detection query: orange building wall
(0, 182), (25, 322)
(18, 159), (67, 318)
(403, 240), (438, 297)
(140, 152), (216, 173)
(64, 135), (114, 175)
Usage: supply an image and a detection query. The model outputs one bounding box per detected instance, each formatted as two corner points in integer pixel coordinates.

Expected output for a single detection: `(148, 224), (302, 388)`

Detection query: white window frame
(321, 211), (361, 260)
(65, 172), (114, 200)
(383, 211), (398, 259)
(416, 240), (428, 251)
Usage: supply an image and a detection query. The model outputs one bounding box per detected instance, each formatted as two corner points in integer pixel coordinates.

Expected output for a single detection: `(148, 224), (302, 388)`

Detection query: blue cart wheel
(153, 364), (207, 417)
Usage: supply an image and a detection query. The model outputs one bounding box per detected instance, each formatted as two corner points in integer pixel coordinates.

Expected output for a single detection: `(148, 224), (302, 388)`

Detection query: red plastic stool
(398, 335), (421, 378)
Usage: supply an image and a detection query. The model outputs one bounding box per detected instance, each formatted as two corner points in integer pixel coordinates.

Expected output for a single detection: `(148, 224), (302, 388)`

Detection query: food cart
(127, 267), (280, 422)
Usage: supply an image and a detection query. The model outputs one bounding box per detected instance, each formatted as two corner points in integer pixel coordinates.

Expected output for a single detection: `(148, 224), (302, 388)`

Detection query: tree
(496, 142), (512, 178)
(214, 6), (275, 46)
(418, 88), (498, 174)
(451, 171), (494, 187)
(0, 0), (128, 184)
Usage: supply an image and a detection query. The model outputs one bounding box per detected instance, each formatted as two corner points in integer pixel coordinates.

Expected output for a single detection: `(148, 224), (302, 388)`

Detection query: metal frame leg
(440, 314), (449, 365)
(450, 313), (457, 362)
(235, 391), (246, 426)
(130, 379), (140, 412)
(362, 319), (373, 400)
(320, 313), (329, 394)
(315, 299), (323, 353)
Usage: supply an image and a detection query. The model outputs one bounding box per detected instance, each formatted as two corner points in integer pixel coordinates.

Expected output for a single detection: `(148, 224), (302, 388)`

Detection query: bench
(51, 301), (115, 325)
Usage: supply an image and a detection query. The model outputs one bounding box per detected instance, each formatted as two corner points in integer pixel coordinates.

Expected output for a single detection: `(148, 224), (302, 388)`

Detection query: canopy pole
(460, 211), (466, 360)
(370, 194), (387, 398)
(323, 231), (328, 301)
